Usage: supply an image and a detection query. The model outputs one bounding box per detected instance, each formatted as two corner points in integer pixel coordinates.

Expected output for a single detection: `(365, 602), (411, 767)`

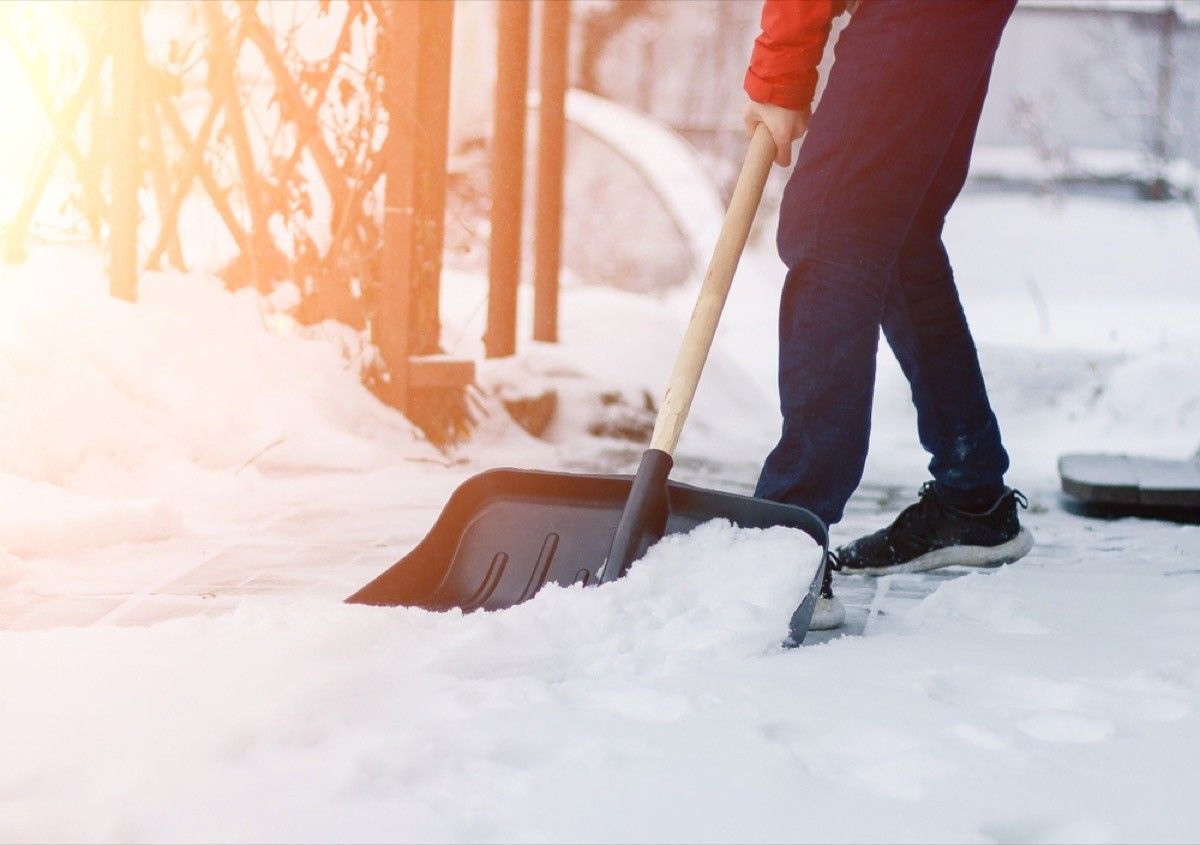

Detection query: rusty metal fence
(0, 0), (572, 445)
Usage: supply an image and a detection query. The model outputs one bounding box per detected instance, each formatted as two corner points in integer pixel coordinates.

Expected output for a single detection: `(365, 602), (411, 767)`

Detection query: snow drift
(0, 248), (437, 558)
(0, 521), (821, 842)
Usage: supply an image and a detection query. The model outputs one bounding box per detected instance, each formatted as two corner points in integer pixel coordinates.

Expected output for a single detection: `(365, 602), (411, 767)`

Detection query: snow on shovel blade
(346, 467), (829, 645)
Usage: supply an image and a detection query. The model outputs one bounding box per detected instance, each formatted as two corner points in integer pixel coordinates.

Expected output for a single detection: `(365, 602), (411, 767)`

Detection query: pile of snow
(0, 247), (436, 559)
(566, 89), (727, 267)
(440, 269), (779, 467)
(946, 193), (1200, 352)
(5, 510), (1200, 842)
(970, 145), (1197, 195)
(0, 475), (177, 559)
(0, 521), (820, 842)
(864, 192), (1200, 488)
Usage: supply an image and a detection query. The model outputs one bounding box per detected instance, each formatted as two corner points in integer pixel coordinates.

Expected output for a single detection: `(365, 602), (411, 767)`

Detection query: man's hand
(742, 100), (810, 167)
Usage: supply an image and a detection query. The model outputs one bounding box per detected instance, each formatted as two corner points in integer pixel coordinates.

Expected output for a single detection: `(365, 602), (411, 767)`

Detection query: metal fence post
(411, 0), (455, 356)
(533, 0), (569, 344)
(377, 0), (422, 411)
(110, 0), (140, 301)
(485, 0), (531, 358)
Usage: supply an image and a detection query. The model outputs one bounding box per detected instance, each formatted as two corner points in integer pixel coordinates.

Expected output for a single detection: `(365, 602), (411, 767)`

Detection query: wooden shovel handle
(648, 123), (777, 456)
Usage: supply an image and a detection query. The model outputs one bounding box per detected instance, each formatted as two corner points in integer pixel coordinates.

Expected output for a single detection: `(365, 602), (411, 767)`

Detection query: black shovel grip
(601, 448), (674, 583)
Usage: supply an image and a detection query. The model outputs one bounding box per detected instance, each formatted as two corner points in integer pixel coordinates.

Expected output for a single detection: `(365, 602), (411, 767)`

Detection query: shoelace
(885, 483), (939, 547)
(821, 550), (841, 596)
(824, 486), (1027, 592)
(906, 482), (1029, 518)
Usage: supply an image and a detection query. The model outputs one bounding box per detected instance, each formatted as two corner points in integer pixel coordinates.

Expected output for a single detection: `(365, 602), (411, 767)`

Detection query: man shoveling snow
(742, 0), (1034, 629)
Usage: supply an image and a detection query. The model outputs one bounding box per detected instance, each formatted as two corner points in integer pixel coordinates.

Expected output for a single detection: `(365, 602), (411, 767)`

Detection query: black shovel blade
(347, 464), (829, 645)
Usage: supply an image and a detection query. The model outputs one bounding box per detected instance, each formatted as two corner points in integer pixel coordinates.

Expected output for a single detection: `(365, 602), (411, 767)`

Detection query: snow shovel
(348, 125), (829, 645)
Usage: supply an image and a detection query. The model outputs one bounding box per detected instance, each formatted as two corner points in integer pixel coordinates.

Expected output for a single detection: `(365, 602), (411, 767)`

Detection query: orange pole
(110, 0), (140, 301)
(485, 0), (531, 358)
(377, 1), (422, 411)
(533, 0), (569, 343)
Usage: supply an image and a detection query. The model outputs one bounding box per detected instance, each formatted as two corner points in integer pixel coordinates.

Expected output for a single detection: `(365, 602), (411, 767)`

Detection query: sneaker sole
(860, 528), (1034, 576)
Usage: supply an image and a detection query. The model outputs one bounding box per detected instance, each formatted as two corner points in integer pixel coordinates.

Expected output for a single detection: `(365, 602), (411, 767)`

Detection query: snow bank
(0, 521), (820, 842)
(6, 514), (1200, 843)
(945, 193), (1200, 351)
(0, 249), (433, 498)
(971, 145), (1197, 195)
(864, 193), (1200, 487)
(440, 270), (779, 465)
(566, 89), (727, 268)
(0, 474), (178, 558)
(0, 247), (437, 560)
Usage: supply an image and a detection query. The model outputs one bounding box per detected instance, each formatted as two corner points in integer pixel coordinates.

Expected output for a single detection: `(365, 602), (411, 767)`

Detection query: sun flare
(0, 2), (100, 221)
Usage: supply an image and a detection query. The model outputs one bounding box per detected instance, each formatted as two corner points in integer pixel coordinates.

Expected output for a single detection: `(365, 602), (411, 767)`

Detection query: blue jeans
(755, 0), (1015, 526)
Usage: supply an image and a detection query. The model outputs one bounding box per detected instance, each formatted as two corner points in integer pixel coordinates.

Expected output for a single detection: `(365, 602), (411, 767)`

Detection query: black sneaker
(837, 482), (1033, 576)
(809, 552), (846, 630)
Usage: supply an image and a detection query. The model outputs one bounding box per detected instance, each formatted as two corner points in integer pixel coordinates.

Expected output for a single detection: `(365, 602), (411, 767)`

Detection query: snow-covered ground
(2, 189), (1199, 843)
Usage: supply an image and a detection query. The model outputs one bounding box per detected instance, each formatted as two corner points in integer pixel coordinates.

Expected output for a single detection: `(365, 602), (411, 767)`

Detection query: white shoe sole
(860, 527), (1034, 576)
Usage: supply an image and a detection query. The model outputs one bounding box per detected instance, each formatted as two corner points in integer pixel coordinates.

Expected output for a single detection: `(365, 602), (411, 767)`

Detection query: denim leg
(881, 71), (1011, 508)
(755, 0), (1015, 526)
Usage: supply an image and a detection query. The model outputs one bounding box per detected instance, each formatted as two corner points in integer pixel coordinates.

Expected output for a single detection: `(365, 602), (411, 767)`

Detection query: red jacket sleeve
(744, 0), (846, 111)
